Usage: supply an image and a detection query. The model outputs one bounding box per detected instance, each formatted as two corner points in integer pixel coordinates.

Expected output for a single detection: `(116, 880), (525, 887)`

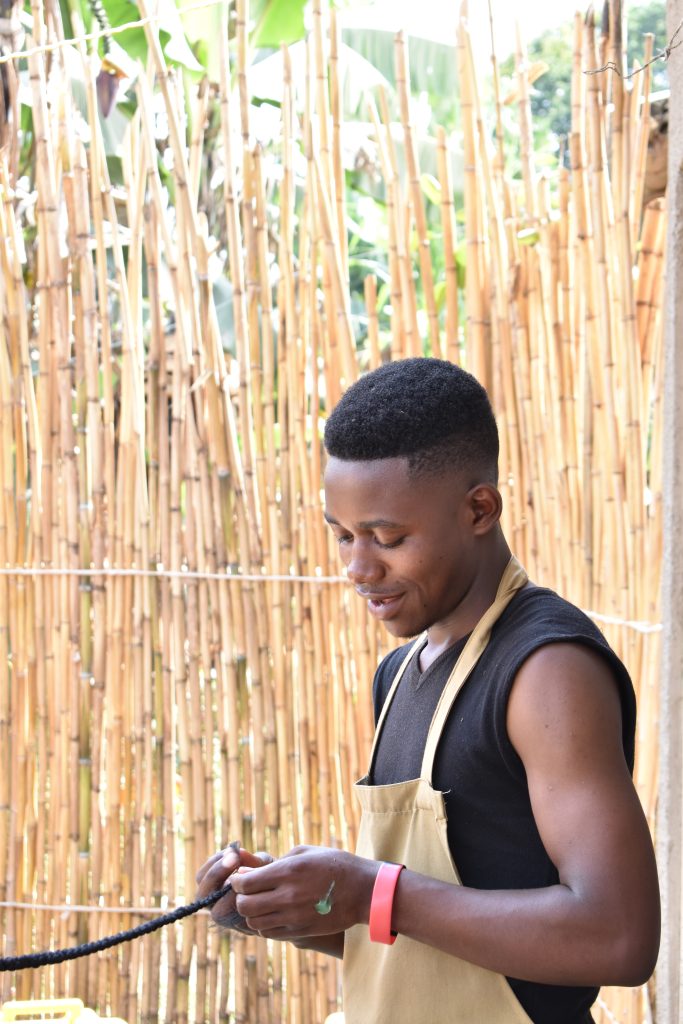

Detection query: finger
(196, 850), (241, 898)
(252, 924), (292, 940)
(231, 863), (279, 896)
(235, 887), (286, 922)
(239, 849), (270, 869)
(243, 911), (312, 937)
(195, 849), (226, 887)
(242, 907), (288, 931)
(197, 841), (254, 891)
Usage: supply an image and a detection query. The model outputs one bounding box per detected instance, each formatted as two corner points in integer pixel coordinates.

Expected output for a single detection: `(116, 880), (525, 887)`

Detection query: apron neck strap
(419, 556), (528, 781)
(368, 633), (427, 773)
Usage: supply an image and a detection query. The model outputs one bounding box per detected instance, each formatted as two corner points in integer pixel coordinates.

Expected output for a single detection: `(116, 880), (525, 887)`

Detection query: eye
(376, 537), (405, 550)
(336, 533), (352, 546)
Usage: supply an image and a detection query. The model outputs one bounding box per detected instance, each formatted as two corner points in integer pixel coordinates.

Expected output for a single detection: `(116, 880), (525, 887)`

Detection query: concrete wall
(657, 2), (683, 1021)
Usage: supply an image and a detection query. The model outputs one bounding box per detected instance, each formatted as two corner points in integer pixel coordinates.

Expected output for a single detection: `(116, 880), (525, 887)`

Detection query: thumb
(238, 849), (274, 868)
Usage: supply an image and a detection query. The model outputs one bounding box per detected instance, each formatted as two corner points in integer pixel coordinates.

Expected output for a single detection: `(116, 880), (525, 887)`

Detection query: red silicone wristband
(368, 862), (405, 944)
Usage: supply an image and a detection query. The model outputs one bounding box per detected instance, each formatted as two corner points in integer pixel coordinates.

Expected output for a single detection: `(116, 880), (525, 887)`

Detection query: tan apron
(343, 557), (534, 1024)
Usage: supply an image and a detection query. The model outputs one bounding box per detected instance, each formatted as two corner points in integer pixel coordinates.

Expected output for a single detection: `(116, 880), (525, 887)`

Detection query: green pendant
(314, 881), (335, 915)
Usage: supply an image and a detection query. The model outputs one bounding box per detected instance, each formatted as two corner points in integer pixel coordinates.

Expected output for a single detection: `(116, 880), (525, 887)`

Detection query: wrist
(368, 862), (405, 944)
(360, 859), (384, 925)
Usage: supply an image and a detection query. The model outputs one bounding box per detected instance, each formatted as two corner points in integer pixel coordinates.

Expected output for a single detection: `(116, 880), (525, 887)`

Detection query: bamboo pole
(456, 12), (488, 387)
(394, 31), (441, 358)
(364, 274), (381, 367)
(435, 126), (459, 363)
(629, 37), (654, 241)
(330, 7), (348, 284)
(369, 90), (411, 359)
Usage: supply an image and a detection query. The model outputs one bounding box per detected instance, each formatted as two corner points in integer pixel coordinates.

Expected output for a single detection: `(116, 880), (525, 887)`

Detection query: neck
(422, 534), (513, 666)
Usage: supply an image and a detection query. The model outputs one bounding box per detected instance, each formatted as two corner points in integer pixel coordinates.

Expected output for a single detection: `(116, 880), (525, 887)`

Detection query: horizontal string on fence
(0, 901), (209, 917)
(582, 610), (663, 634)
(0, 0), (228, 66)
(595, 993), (650, 1024)
(0, 565), (663, 633)
(0, 566), (347, 584)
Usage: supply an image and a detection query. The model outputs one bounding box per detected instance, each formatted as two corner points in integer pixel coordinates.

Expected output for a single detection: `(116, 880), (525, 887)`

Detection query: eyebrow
(323, 512), (405, 530)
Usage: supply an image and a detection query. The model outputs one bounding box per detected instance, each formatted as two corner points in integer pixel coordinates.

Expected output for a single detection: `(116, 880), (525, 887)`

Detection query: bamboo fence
(0, 0), (665, 1022)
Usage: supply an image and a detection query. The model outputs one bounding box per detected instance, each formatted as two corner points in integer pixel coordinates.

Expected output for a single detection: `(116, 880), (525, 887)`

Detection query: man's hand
(195, 844), (273, 934)
(230, 846), (379, 941)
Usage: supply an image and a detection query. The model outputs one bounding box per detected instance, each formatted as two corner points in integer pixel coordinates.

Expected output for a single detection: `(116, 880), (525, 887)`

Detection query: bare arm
(228, 644), (659, 987)
(388, 643), (660, 985)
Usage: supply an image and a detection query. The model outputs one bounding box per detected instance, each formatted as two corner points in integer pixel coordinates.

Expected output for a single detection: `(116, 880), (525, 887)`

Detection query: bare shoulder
(507, 640), (627, 762)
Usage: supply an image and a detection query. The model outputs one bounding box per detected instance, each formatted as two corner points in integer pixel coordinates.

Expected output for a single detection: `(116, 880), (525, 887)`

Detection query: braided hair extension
(0, 884), (232, 971)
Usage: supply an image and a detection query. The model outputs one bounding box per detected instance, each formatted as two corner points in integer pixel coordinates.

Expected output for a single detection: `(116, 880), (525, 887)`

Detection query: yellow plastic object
(0, 999), (127, 1023)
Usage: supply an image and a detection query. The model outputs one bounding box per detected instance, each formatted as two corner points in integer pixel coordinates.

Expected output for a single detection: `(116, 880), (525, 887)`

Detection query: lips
(356, 590), (406, 620)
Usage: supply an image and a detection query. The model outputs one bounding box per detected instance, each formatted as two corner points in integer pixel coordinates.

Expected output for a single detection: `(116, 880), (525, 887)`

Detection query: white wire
(0, 566), (663, 632)
(0, 566), (346, 584)
(0, 900), (209, 917)
(582, 610), (662, 634)
(0, 0), (229, 66)
(595, 993), (643, 1024)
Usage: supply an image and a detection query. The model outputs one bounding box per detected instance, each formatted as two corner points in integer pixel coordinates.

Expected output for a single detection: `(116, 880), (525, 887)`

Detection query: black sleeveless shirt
(370, 584), (637, 1024)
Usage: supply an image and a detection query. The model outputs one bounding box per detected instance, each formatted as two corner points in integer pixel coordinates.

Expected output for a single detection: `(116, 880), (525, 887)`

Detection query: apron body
(343, 558), (534, 1024)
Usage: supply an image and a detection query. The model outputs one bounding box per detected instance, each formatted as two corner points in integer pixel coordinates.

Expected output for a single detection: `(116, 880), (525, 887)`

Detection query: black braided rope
(0, 884), (232, 971)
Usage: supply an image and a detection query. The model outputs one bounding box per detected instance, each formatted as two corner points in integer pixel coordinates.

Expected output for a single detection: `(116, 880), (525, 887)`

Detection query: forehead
(324, 455), (410, 490)
(323, 456), (460, 522)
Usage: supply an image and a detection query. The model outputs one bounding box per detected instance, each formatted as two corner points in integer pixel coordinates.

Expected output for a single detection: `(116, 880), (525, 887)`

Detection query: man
(196, 359), (659, 1023)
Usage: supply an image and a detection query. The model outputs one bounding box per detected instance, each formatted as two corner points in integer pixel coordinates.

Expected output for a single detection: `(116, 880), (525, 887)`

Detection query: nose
(344, 540), (385, 585)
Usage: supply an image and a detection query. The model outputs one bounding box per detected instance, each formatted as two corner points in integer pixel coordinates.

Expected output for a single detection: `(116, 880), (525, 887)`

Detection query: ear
(466, 483), (503, 535)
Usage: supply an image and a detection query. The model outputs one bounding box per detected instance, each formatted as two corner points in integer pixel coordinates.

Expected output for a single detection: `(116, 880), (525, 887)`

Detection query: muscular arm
(203, 644), (660, 985)
(389, 642), (660, 985)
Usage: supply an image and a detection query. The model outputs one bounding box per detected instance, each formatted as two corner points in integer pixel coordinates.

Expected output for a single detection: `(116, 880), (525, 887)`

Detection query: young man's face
(323, 456), (485, 639)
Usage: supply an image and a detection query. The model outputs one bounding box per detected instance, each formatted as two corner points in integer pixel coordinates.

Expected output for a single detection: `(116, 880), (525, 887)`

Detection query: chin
(384, 620), (423, 640)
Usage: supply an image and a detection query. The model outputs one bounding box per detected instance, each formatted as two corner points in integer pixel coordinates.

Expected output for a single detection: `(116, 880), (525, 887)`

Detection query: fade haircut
(324, 358), (499, 483)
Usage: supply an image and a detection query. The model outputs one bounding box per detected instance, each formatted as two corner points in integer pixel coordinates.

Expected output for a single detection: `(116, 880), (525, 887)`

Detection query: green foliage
(628, 0), (669, 91)
(341, 26), (460, 131)
(500, 0), (668, 168)
(58, 0), (203, 69)
(511, 21), (573, 152)
(420, 173), (442, 207)
(252, 0), (308, 48)
(181, 0), (308, 81)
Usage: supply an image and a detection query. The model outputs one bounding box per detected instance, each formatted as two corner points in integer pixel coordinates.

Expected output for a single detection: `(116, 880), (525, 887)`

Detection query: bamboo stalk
(330, 7), (348, 283)
(394, 31), (441, 357)
(436, 126), (459, 363)
(364, 274), (381, 367)
(456, 14), (488, 386)
(629, 34), (654, 245)
(372, 89), (415, 359)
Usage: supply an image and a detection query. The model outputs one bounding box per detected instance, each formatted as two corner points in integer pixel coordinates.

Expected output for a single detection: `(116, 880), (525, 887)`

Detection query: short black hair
(324, 358), (499, 482)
